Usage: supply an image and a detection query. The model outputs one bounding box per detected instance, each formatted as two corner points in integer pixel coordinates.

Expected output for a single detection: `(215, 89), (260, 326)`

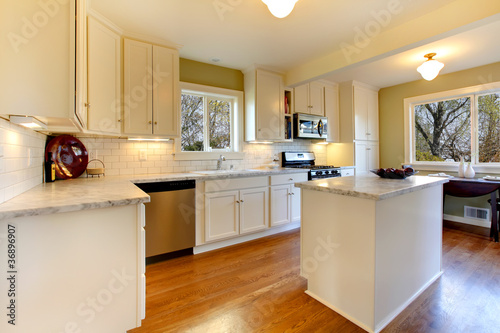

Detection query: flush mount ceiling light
(262, 0), (298, 18)
(417, 53), (444, 81)
(9, 115), (47, 129)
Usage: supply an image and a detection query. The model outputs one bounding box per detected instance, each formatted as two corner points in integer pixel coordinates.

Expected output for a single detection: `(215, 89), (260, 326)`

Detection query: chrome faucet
(216, 155), (226, 170)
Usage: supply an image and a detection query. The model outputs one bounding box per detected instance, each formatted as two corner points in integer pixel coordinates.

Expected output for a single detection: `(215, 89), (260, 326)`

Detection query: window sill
(173, 151), (245, 161)
(409, 162), (500, 174)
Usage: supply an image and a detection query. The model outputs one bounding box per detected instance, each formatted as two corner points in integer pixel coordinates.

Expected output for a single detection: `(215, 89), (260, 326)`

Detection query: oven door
(294, 114), (328, 139)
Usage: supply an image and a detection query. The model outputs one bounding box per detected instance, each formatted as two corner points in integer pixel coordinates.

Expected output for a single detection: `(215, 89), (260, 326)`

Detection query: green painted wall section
(179, 58), (244, 91)
(379, 61), (500, 218)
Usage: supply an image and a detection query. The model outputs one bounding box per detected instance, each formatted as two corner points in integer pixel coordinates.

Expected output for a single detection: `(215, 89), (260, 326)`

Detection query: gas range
(281, 152), (341, 180)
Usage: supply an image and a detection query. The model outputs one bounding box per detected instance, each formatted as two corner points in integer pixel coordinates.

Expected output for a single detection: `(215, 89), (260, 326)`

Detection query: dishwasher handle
(135, 180), (196, 193)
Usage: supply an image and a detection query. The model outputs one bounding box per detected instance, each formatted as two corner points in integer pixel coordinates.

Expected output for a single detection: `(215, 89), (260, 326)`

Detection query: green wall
(179, 58), (244, 91)
(379, 61), (500, 218)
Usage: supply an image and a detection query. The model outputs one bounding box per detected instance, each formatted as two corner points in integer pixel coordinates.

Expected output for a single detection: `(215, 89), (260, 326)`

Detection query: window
(181, 93), (232, 152)
(405, 82), (500, 171)
(175, 82), (243, 160)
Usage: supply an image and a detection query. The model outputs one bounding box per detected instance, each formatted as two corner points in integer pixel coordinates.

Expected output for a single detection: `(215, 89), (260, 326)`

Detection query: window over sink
(174, 82), (244, 160)
(404, 82), (500, 172)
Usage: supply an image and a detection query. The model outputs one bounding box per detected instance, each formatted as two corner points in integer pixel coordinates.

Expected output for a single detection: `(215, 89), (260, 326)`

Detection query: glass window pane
(478, 93), (500, 163)
(181, 94), (205, 151)
(208, 98), (231, 150)
(414, 97), (471, 162)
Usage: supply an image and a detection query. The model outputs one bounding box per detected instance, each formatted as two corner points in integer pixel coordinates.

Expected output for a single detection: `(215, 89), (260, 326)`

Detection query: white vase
(458, 157), (466, 177)
(464, 163), (475, 178)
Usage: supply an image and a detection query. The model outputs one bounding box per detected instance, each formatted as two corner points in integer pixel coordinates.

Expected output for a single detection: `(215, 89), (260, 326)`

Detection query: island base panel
(300, 185), (443, 333)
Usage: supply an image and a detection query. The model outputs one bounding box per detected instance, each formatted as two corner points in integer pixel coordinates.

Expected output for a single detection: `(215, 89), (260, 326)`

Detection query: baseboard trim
(194, 221), (300, 254)
(443, 214), (490, 228)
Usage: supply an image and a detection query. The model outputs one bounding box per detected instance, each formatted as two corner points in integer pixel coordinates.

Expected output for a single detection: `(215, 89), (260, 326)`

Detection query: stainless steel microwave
(293, 113), (328, 139)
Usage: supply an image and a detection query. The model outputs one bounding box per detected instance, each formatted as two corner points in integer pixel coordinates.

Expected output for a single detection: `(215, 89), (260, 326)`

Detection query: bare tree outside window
(414, 97), (471, 162)
(208, 99), (231, 150)
(181, 94), (204, 151)
(478, 93), (500, 162)
(181, 93), (232, 152)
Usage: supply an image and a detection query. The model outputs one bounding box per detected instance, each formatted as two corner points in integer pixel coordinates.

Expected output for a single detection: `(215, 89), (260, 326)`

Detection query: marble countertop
(0, 168), (309, 220)
(295, 174), (449, 201)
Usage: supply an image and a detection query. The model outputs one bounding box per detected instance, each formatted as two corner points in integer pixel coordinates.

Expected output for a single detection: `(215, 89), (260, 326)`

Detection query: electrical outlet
(89, 151), (96, 160)
(139, 149), (147, 161)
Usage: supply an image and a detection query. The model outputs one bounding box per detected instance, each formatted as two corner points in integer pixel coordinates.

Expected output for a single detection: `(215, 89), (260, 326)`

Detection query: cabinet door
(87, 17), (121, 134)
(152, 45), (179, 137)
(290, 185), (301, 222)
(366, 89), (379, 140)
(309, 81), (325, 116)
(205, 191), (239, 242)
(294, 84), (309, 114)
(0, 0), (85, 128)
(270, 185), (291, 227)
(354, 86), (369, 141)
(240, 187), (269, 234)
(355, 141), (369, 175)
(256, 70), (283, 140)
(123, 39), (153, 135)
(324, 85), (339, 142)
(367, 142), (379, 171)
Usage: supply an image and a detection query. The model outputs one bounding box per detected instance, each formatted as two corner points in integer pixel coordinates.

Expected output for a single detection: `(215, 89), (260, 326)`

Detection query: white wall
(78, 136), (328, 176)
(0, 118), (46, 204)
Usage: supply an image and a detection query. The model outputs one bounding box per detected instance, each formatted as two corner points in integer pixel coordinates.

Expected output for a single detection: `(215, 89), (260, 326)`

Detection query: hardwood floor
(129, 227), (500, 333)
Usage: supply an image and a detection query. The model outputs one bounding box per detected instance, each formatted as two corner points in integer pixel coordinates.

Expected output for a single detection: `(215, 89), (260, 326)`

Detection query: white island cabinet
(0, 179), (148, 333)
(296, 175), (449, 333)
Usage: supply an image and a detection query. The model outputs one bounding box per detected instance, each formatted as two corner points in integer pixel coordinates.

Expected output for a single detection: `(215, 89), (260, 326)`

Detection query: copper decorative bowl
(370, 168), (418, 179)
(45, 135), (89, 179)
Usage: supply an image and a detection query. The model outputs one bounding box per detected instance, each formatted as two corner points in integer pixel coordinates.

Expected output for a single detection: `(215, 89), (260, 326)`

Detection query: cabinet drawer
(341, 168), (355, 177)
(270, 173), (308, 186)
(205, 176), (268, 192)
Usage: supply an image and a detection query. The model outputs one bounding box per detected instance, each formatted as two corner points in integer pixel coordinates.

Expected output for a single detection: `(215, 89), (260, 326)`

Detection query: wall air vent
(464, 206), (490, 220)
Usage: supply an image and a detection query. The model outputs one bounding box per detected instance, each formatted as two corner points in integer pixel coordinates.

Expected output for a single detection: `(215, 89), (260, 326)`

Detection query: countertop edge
(0, 168), (309, 220)
(295, 176), (449, 200)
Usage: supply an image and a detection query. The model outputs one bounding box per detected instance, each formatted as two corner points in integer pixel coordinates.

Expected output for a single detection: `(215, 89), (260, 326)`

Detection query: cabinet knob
(84, 103), (91, 108)
(154, 121), (158, 125)
(367, 148), (371, 151)
(367, 132), (371, 135)
(117, 119), (121, 122)
(148, 121), (152, 124)
(240, 199), (244, 203)
(289, 178), (294, 181)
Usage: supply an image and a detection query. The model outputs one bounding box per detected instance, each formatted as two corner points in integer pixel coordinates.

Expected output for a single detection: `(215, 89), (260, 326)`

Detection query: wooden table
(443, 178), (500, 242)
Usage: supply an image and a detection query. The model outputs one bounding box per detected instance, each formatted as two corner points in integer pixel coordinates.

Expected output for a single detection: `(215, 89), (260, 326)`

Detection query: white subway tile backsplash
(0, 118), (46, 204)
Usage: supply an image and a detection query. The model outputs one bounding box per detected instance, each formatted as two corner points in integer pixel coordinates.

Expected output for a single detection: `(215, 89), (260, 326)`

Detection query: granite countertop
(0, 168), (309, 220)
(295, 174), (449, 201)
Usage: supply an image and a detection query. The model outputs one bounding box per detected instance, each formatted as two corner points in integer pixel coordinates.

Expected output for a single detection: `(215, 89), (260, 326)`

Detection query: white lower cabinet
(270, 173), (308, 227)
(204, 176), (269, 243)
(205, 190), (240, 242)
(355, 141), (379, 175)
(202, 173), (307, 244)
(240, 187), (269, 234)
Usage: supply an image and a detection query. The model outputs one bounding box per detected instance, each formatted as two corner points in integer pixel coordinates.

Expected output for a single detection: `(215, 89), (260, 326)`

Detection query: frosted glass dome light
(262, 0), (298, 18)
(417, 53), (444, 81)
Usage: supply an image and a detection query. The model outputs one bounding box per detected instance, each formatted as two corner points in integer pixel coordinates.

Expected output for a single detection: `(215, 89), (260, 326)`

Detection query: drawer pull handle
(289, 178), (294, 181)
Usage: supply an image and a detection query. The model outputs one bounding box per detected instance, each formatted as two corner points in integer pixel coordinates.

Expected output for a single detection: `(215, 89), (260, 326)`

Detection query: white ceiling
(89, 0), (500, 88)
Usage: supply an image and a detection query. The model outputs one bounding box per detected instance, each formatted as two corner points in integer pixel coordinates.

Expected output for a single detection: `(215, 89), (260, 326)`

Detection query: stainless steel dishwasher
(135, 180), (196, 264)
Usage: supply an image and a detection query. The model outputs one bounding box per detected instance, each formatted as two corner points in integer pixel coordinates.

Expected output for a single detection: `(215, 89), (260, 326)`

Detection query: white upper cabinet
(354, 85), (379, 141)
(87, 16), (121, 135)
(294, 82), (325, 116)
(0, 0), (87, 130)
(339, 81), (379, 143)
(123, 39), (179, 137)
(245, 69), (284, 141)
(324, 83), (340, 143)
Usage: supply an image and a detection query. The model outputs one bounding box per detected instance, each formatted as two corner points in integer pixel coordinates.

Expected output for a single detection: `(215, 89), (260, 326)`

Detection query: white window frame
(404, 81), (500, 173)
(174, 82), (244, 161)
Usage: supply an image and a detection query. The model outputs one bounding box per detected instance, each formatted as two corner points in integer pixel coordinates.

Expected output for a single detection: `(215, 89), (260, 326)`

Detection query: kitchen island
(295, 174), (449, 333)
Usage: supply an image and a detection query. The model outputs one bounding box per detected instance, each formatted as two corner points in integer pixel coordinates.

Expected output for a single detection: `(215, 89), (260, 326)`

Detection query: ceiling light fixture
(262, 0), (298, 18)
(9, 115), (47, 130)
(417, 53), (444, 81)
